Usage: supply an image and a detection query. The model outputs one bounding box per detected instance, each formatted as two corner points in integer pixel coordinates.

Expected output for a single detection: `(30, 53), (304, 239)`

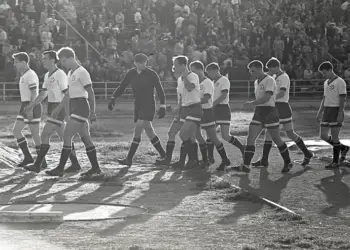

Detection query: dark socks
(127, 138), (141, 161)
(206, 139), (214, 159)
(57, 146), (72, 171)
(295, 136), (311, 157)
(216, 143), (228, 161)
(69, 142), (79, 165)
(86, 145), (100, 170)
(230, 136), (244, 152)
(262, 141), (273, 161)
(199, 143), (208, 162)
(278, 143), (291, 164)
(333, 142), (341, 163)
(244, 145), (255, 166)
(166, 141), (175, 161)
(35, 144), (50, 166)
(17, 137), (33, 160)
(179, 142), (187, 163)
(151, 136), (166, 158)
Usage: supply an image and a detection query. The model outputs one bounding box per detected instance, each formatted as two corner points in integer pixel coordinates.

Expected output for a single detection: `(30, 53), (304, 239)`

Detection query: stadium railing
(0, 79), (339, 101)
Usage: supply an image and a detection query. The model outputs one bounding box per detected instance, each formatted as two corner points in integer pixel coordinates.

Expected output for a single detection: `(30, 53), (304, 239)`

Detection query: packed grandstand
(1, 0), (350, 86)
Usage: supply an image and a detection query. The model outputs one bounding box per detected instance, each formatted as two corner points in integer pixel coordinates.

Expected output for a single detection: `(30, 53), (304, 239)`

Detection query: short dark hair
(173, 55), (188, 66)
(205, 62), (220, 72)
(134, 53), (148, 63)
(189, 60), (204, 71)
(247, 60), (263, 70)
(318, 61), (333, 71)
(266, 57), (280, 68)
(43, 50), (58, 63)
(57, 47), (76, 59)
(12, 52), (29, 63)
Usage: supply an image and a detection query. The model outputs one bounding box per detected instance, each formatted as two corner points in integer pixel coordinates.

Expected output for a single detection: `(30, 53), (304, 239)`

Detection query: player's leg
(118, 120), (144, 166)
(13, 104), (34, 167)
(234, 123), (264, 173)
(220, 124), (244, 157)
(78, 121), (102, 177)
(13, 120), (33, 167)
(143, 120), (166, 160)
(320, 107), (349, 168)
(215, 104), (244, 157)
(179, 120), (200, 169)
(204, 126), (231, 171)
(284, 121), (313, 166)
(45, 117), (83, 177)
(252, 129), (272, 167)
(179, 104), (202, 169)
(156, 119), (182, 165)
(57, 123), (81, 173)
(24, 122), (56, 172)
(28, 104), (47, 169)
(195, 128), (208, 167)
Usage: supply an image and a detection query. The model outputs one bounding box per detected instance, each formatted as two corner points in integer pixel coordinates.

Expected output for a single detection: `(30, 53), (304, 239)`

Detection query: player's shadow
(315, 168), (350, 216)
(217, 166), (309, 224)
(97, 166), (210, 237)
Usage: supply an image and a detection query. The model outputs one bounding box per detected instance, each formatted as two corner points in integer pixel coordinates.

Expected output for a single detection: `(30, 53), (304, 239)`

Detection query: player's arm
(153, 71), (166, 107)
(317, 97), (325, 114)
(201, 82), (211, 104)
(338, 80), (347, 121)
(213, 78), (230, 106)
(79, 71), (96, 115)
(28, 80), (38, 102)
(183, 73), (196, 92)
(276, 76), (288, 99)
(52, 91), (70, 115)
(111, 70), (130, 99)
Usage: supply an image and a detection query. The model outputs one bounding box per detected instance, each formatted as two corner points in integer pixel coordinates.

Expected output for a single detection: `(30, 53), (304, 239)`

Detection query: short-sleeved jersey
(275, 72), (290, 103)
(324, 77), (347, 107)
(200, 78), (214, 109)
(213, 75), (230, 104)
(180, 72), (201, 106)
(42, 68), (68, 103)
(177, 77), (184, 105)
(254, 75), (276, 107)
(19, 69), (39, 102)
(68, 66), (92, 99)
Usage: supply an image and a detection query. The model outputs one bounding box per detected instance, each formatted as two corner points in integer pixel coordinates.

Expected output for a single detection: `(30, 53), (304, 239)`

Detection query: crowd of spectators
(1, 0), (350, 87)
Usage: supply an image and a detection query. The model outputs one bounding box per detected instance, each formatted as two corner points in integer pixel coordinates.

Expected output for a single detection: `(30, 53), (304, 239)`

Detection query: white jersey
(42, 68), (68, 103)
(180, 72), (201, 106)
(254, 75), (276, 107)
(176, 77), (184, 105)
(19, 69), (39, 102)
(324, 76), (347, 107)
(275, 72), (290, 103)
(68, 66), (92, 99)
(200, 78), (214, 109)
(213, 75), (230, 104)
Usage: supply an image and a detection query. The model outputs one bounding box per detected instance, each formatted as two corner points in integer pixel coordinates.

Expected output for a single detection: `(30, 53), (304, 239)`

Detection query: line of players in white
(11, 47), (349, 176)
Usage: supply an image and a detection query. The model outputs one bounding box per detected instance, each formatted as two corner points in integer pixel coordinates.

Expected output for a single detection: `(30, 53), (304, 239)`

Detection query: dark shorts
(251, 106), (280, 129)
(69, 98), (90, 123)
(183, 103), (203, 125)
(173, 106), (186, 124)
(134, 102), (155, 122)
(46, 102), (66, 126)
(276, 102), (293, 124)
(201, 108), (216, 128)
(321, 107), (342, 128)
(17, 102), (42, 124)
(214, 104), (231, 126)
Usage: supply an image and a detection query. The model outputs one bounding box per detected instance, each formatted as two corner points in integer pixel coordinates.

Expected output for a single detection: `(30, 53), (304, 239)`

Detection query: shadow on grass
(315, 168), (350, 216)
(97, 166), (211, 237)
(217, 167), (309, 225)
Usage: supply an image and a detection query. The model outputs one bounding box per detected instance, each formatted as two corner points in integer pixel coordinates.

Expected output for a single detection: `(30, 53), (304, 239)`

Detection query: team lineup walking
(11, 47), (349, 176)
